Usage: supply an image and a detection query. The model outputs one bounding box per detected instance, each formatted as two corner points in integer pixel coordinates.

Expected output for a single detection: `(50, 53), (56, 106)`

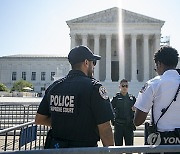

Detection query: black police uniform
(37, 70), (114, 148)
(111, 92), (136, 146)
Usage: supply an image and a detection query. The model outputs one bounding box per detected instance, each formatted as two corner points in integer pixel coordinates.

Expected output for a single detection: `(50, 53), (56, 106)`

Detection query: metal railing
(1, 145), (180, 154)
(1, 121), (180, 153)
(1, 104), (180, 153)
(0, 103), (49, 151)
(0, 103), (147, 137)
(0, 121), (49, 151)
(0, 104), (39, 130)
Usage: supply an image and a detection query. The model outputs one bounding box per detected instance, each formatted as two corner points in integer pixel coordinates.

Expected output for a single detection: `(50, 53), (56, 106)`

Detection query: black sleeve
(37, 90), (51, 116)
(91, 84), (114, 125)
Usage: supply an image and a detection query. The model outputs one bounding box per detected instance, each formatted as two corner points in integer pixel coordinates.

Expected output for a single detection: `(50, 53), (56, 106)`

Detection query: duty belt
(50, 138), (98, 148)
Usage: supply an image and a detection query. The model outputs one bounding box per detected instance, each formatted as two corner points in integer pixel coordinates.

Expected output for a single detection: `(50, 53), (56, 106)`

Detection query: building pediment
(66, 7), (164, 25)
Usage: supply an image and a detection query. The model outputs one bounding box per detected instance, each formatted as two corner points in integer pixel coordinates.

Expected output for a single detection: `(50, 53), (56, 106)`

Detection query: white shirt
(134, 70), (180, 132)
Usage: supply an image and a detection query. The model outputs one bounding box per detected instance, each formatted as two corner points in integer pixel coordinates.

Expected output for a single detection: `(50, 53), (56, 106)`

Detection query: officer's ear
(84, 59), (90, 67)
(84, 59), (88, 64)
(81, 59), (89, 70)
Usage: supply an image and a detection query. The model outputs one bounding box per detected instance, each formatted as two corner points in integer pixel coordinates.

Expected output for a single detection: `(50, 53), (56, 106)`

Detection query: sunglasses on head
(121, 84), (128, 88)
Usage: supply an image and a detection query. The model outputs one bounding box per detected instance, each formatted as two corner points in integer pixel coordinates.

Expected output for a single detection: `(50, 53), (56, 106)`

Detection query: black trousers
(114, 123), (134, 146)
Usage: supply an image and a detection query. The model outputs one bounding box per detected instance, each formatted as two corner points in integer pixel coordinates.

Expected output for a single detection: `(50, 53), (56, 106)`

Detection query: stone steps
(101, 81), (145, 98)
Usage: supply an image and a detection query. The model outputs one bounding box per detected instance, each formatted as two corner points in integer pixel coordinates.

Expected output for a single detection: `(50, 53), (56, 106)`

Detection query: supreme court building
(0, 7), (167, 96)
(66, 7), (165, 83)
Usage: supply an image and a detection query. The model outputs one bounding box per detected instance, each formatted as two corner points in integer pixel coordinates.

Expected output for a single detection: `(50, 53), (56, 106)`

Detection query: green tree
(11, 80), (33, 92)
(0, 83), (8, 91)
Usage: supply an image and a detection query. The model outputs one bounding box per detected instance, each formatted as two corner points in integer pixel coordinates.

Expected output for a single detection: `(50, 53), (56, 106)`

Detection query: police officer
(111, 79), (136, 146)
(134, 46), (180, 146)
(35, 45), (114, 148)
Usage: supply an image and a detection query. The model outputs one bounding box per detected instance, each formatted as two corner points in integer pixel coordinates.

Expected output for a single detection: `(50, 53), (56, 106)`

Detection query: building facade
(66, 7), (165, 82)
(1, 7), (175, 97)
(0, 55), (70, 92)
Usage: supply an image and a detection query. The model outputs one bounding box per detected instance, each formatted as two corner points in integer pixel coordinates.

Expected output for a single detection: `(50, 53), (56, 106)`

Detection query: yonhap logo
(147, 132), (180, 147)
(147, 132), (161, 147)
(163, 137), (180, 144)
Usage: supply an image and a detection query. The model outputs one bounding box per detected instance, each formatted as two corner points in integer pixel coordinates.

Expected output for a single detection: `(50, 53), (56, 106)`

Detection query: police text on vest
(50, 95), (75, 113)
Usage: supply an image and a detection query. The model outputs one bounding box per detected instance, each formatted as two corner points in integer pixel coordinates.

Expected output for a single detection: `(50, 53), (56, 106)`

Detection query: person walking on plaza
(111, 79), (136, 146)
(134, 46), (180, 146)
(35, 45), (114, 148)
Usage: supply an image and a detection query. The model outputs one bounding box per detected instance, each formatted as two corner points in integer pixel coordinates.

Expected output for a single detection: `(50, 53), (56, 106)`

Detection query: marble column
(131, 34), (137, 82)
(152, 34), (161, 76)
(70, 33), (76, 49)
(143, 34), (149, 81)
(105, 34), (112, 82)
(94, 34), (100, 80)
(82, 34), (88, 46)
(119, 34), (125, 80)
(155, 34), (161, 53)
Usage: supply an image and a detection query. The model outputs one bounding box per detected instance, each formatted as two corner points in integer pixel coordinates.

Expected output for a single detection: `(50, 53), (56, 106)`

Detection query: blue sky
(0, 0), (180, 57)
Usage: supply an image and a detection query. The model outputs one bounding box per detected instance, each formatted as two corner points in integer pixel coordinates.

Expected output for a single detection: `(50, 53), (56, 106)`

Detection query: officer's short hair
(71, 62), (83, 70)
(154, 46), (179, 67)
(120, 79), (128, 84)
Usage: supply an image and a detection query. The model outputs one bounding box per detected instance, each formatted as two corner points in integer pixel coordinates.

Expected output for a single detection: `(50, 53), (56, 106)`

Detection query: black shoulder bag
(145, 83), (180, 145)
